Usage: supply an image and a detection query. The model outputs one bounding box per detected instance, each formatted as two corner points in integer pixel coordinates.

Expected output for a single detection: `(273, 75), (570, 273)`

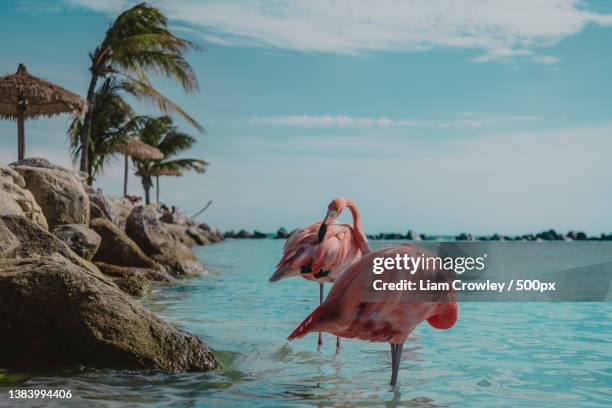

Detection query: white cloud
(249, 114), (537, 128)
(249, 115), (418, 128)
(64, 0), (612, 63)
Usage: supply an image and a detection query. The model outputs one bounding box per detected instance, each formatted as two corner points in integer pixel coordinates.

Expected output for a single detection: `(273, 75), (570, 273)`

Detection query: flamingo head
(324, 197), (350, 222)
(318, 197), (349, 242)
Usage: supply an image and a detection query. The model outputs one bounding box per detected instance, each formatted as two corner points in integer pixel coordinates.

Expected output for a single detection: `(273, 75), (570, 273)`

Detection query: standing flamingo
(287, 244), (458, 386)
(269, 197), (370, 348)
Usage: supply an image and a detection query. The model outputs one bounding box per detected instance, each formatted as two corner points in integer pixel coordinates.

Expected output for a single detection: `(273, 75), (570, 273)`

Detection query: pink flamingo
(287, 244), (458, 386)
(269, 197), (370, 347)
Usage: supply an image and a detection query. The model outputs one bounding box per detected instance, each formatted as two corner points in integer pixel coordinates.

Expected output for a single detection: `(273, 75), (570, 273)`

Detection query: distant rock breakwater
(224, 228), (612, 242)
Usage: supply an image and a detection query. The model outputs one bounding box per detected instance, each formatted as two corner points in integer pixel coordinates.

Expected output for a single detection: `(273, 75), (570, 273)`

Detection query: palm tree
(69, 78), (133, 185)
(132, 116), (207, 204)
(79, 2), (203, 173)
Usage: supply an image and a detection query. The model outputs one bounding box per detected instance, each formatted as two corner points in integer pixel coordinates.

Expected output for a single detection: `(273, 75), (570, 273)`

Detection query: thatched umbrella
(119, 137), (163, 197)
(136, 166), (183, 203)
(0, 63), (86, 160)
(153, 167), (183, 203)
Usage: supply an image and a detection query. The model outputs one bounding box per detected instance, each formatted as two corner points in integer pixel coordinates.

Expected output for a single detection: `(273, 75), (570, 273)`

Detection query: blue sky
(1, 0), (611, 235)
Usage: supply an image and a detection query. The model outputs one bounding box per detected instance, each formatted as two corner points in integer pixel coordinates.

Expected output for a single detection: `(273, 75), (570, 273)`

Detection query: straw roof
(136, 167), (183, 177)
(0, 64), (87, 120)
(153, 167), (183, 177)
(120, 137), (164, 160)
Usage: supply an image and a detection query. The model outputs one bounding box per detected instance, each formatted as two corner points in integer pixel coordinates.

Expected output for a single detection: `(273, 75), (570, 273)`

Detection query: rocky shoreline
(0, 158), (222, 372)
(225, 228), (612, 242)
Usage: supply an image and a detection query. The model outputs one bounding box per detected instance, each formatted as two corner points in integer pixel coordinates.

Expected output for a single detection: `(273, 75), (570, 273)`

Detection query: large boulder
(0, 215), (102, 278)
(0, 255), (219, 371)
(89, 218), (160, 270)
(95, 262), (176, 283)
(0, 220), (19, 259)
(52, 224), (101, 261)
(0, 162), (48, 230)
(126, 206), (206, 276)
(12, 164), (90, 229)
(186, 227), (212, 245)
(88, 193), (134, 230)
(165, 223), (197, 247)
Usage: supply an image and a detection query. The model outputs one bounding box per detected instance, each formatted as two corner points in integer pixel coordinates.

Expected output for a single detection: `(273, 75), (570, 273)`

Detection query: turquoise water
(2, 239), (611, 407)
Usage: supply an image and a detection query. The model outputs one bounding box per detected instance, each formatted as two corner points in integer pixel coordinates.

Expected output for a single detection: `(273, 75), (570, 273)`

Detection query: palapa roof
(120, 137), (164, 160)
(136, 167), (183, 177)
(0, 64), (87, 120)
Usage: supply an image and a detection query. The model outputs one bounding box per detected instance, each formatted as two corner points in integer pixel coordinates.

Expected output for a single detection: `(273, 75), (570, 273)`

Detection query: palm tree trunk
(142, 175), (152, 205)
(156, 175), (160, 203)
(80, 74), (99, 173)
(17, 101), (25, 161)
(123, 154), (129, 197)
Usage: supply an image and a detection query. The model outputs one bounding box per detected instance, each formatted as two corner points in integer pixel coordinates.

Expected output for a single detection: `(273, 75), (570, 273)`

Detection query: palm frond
(120, 73), (204, 132)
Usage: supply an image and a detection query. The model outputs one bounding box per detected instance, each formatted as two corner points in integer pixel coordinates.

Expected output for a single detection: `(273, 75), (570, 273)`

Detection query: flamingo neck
(345, 200), (371, 254)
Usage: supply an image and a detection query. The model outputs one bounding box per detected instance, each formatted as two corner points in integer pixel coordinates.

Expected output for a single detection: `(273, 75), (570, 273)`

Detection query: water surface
(1, 239), (611, 407)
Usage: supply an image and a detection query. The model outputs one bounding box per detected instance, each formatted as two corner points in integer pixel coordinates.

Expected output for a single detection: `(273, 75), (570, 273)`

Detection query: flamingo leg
(336, 336), (341, 353)
(317, 283), (324, 348)
(390, 344), (397, 379)
(390, 343), (404, 386)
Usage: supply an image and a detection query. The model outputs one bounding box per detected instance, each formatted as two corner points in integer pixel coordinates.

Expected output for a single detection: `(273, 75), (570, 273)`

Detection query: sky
(0, 0), (611, 235)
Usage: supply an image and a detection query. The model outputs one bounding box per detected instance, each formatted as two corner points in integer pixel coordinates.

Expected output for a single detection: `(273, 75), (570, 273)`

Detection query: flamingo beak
(318, 209), (338, 242)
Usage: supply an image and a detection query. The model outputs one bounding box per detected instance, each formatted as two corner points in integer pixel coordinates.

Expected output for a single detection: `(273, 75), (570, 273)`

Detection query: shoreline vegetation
(225, 228), (612, 242)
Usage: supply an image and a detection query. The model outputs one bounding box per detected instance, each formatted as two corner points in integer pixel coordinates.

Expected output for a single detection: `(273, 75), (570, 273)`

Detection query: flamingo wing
(269, 222), (362, 283)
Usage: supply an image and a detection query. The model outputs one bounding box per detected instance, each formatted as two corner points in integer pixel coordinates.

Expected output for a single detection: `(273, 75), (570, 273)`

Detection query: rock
(252, 230), (267, 239)
(0, 162), (25, 187)
(234, 229), (253, 238)
(0, 215), (103, 278)
(537, 229), (560, 241)
(0, 221), (19, 259)
(89, 218), (160, 270)
(160, 212), (181, 224)
(10, 157), (68, 172)
(275, 227), (290, 239)
(126, 206), (205, 276)
(12, 165), (90, 229)
(113, 274), (151, 298)
(203, 229), (224, 243)
(406, 230), (421, 241)
(0, 255), (218, 371)
(95, 262), (175, 282)
(98, 196), (134, 230)
(165, 224), (197, 247)
(0, 162), (48, 230)
(186, 227), (212, 245)
(52, 224), (101, 261)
